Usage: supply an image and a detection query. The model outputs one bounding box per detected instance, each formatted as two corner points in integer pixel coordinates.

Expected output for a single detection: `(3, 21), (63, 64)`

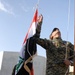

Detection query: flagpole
(74, 0), (75, 75)
(35, 0), (40, 11)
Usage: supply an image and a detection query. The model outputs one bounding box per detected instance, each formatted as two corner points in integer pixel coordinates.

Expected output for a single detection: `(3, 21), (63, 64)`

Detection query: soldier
(32, 15), (74, 75)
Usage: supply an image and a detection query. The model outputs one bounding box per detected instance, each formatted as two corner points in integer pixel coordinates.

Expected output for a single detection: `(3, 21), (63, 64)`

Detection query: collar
(52, 37), (62, 41)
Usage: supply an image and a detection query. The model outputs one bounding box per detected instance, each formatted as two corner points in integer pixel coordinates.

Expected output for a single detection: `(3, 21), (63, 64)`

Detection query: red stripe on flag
(30, 67), (34, 75)
(23, 9), (38, 45)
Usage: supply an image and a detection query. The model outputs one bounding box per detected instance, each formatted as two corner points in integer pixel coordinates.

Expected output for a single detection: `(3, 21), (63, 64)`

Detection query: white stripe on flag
(27, 22), (37, 39)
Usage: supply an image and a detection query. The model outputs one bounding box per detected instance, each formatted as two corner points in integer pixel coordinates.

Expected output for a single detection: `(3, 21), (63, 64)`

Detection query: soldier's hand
(64, 59), (71, 66)
(37, 14), (43, 23)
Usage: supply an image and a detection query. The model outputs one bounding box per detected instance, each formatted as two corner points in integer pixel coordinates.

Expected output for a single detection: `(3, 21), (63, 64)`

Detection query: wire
(65, 0), (71, 75)
(65, 0), (71, 60)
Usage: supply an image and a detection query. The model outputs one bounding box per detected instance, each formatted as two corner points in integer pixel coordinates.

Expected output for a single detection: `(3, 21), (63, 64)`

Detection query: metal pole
(74, 0), (75, 75)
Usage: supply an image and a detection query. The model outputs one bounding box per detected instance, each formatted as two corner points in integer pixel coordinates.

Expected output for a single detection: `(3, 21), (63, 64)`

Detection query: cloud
(21, 5), (36, 13)
(0, 1), (14, 15)
(21, 5), (29, 13)
(19, 3), (34, 13)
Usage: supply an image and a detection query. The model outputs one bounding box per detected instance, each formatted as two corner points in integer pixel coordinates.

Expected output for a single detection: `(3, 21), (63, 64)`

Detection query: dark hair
(50, 28), (60, 40)
(52, 28), (59, 33)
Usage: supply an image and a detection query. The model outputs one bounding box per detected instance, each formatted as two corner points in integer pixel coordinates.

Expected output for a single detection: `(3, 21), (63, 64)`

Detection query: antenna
(74, 0), (75, 75)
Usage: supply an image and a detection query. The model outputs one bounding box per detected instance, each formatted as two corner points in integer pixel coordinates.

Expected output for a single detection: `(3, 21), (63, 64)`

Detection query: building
(0, 51), (46, 75)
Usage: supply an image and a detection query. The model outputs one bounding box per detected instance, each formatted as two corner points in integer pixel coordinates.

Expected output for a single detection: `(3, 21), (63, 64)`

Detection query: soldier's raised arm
(32, 14), (54, 50)
(34, 14), (43, 38)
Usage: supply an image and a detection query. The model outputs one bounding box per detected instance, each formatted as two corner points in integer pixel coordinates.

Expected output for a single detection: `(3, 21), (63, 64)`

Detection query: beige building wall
(0, 51), (46, 75)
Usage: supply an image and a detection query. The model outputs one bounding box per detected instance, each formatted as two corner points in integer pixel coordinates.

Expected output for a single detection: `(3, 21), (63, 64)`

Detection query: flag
(15, 9), (38, 75)
(23, 9), (38, 44)
(22, 8), (38, 75)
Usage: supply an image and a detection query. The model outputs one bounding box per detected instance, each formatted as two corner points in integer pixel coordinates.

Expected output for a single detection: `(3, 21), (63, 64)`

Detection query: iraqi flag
(15, 9), (38, 75)
(23, 9), (38, 44)
(22, 8), (38, 75)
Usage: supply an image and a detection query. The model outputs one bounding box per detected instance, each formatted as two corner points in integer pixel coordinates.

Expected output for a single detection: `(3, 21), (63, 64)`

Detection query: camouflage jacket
(33, 21), (74, 75)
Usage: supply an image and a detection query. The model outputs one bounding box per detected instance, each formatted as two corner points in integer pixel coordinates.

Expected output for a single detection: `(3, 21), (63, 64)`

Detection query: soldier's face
(51, 29), (61, 39)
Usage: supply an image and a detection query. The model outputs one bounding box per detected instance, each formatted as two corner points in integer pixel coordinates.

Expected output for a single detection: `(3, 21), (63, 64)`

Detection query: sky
(0, 0), (74, 57)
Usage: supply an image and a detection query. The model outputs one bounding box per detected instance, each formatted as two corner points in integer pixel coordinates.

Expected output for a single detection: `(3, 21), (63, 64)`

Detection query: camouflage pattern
(34, 38), (74, 75)
(33, 21), (74, 75)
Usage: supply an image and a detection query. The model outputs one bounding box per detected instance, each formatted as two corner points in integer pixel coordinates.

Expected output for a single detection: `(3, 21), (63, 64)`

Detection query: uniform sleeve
(34, 21), (42, 38)
(68, 42), (74, 66)
(32, 17), (54, 50)
(32, 37), (54, 50)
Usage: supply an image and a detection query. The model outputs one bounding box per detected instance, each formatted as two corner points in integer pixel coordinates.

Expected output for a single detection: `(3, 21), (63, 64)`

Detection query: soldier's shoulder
(63, 40), (73, 46)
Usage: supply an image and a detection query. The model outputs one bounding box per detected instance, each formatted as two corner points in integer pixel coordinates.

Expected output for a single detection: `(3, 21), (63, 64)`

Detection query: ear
(50, 35), (53, 40)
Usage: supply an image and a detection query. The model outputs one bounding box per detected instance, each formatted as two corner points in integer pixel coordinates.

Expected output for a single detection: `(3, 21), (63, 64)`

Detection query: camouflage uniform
(32, 22), (74, 75)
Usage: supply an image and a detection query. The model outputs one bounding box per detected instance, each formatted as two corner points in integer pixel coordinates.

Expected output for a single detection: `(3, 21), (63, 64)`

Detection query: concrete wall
(33, 56), (46, 75)
(0, 51), (19, 75)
